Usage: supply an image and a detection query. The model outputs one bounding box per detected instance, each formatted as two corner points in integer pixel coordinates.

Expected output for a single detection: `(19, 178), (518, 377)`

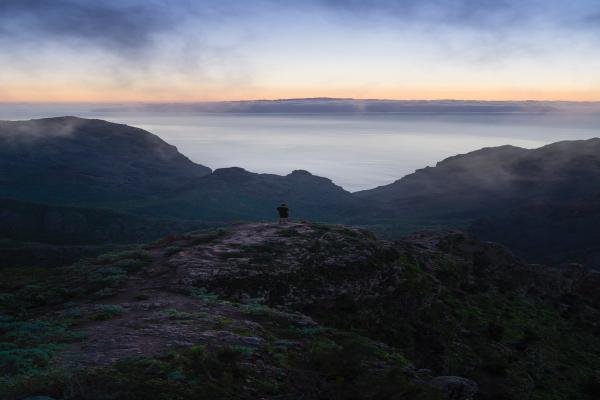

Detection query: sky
(1, 0), (600, 102)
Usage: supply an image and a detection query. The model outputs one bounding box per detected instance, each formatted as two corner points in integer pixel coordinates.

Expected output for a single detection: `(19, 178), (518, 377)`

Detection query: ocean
(2, 105), (599, 191)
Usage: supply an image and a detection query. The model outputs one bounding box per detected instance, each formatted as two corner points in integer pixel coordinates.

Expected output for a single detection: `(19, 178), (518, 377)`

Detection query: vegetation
(0, 248), (155, 397)
(2, 325), (439, 400)
(1, 222), (599, 399)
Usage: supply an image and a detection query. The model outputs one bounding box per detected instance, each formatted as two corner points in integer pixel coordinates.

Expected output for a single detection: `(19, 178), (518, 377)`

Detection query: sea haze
(1, 101), (600, 191)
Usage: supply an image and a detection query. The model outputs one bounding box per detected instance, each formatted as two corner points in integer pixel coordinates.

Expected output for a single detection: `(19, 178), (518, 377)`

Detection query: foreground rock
(1, 222), (599, 399)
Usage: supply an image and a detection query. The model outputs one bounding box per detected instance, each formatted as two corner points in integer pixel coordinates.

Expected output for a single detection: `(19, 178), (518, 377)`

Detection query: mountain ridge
(0, 116), (211, 205)
(3, 116), (600, 269)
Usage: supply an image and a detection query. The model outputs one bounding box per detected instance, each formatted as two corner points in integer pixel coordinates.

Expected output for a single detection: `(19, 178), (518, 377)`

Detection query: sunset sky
(2, 0), (600, 102)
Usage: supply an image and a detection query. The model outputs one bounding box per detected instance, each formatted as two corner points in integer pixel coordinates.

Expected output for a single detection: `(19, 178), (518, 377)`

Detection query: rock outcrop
(1, 222), (599, 399)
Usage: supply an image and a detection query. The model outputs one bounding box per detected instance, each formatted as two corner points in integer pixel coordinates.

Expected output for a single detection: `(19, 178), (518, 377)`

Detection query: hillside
(0, 199), (207, 246)
(0, 198), (212, 268)
(0, 117), (211, 206)
(356, 138), (600, 267)
(0, 117), (374, 224)
(129, 168), (374, 222)
(2, 223), (599, 399)
(470, 197), (600, 270)
(356, 138), (600, 216)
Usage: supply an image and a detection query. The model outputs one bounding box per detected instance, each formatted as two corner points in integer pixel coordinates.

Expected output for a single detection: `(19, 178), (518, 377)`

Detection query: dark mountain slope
(356, 138), (600, 267)
(130, 168), (375, 222)
(356, 145), (529, 215)
(0, 117), (211, 206)
(471, 197), (600, 269)
(0, 117), (375, 225)
(0, 198), (214, 268)
(0, 198), (206, 245)
(2, 223), (599, 399)
(356, 138), (600, 217)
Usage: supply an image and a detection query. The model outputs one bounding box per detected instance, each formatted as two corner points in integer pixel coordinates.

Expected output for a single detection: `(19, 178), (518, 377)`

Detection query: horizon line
(2, 97), (600, 105)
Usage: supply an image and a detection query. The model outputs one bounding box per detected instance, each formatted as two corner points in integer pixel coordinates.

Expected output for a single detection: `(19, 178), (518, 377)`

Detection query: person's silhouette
(277, 203), (289, 224)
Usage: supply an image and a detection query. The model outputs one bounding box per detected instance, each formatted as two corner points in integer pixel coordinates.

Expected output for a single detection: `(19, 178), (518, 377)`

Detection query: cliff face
(2, 223), (599, 400)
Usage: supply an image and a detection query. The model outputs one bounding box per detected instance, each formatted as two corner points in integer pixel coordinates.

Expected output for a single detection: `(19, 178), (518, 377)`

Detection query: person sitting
(277, 203), (289, 224)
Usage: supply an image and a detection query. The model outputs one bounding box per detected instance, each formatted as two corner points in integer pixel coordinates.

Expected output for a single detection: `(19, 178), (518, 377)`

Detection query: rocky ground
(1, 222), (599, 399)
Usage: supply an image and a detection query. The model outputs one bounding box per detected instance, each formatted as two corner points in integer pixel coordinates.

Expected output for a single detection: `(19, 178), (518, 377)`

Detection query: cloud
(2, 0), (599, 58)
(583, 11), (600, 26)
(0, 117), (86, 144)
(0, 0), (176, 55)
(310, 0), (600, 33)
(308, 0), (523, 27)
(0, 0), (257, 98)
(1, 0), (600, 101)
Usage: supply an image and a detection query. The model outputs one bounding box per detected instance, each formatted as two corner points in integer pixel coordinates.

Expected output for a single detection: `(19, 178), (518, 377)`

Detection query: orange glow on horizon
(2, 85), (600, 103)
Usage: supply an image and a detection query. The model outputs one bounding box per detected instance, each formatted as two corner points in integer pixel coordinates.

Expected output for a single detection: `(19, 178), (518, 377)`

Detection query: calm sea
(2, 105), (600, 191)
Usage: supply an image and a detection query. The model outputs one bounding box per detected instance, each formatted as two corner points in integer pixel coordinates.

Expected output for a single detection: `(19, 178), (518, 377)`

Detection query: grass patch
(90, 305), (126, 321)
(0, 249), (153, 315)
(188, 287), (221, 305)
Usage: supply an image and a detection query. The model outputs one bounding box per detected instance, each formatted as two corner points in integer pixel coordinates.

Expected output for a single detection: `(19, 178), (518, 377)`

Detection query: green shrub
(90, 305), (126, 321)
(188, 229), (227, 246)
(163, 246), (182, 257)
(189, 288), (221, 305)
(93, 288), (116, 299)
(96, 250), (151, 264)
(111, 258), (148, 272)
(240, 301), (274, 316)
(161, 309), (192, 320)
